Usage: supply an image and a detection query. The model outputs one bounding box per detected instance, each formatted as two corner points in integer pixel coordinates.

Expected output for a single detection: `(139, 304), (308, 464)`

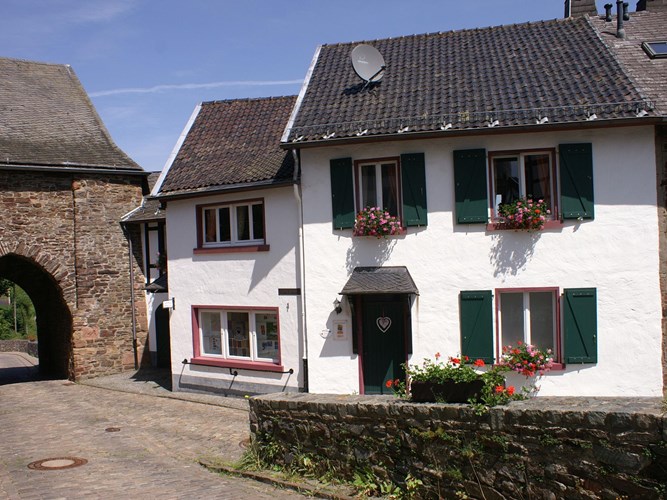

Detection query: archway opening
(0, 254), (73, 380)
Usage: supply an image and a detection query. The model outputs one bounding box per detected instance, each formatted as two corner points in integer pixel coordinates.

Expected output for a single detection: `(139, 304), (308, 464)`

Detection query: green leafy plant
(497, 197), (549, 230)
(353, 206), (402, 238)
(405, 353), (488, 384)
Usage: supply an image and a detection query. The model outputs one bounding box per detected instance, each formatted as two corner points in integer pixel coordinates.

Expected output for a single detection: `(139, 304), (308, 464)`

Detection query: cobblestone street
(0, 365), (305, 499)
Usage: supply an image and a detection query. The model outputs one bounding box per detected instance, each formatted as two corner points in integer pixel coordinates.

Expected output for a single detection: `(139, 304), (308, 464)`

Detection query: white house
(282, 9), (664, 396)
(153, 96), (304, 395)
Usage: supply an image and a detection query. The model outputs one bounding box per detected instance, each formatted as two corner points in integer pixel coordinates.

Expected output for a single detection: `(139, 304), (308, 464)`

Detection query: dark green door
(361, 297), (406, 394)
(155, 305), (171, 369)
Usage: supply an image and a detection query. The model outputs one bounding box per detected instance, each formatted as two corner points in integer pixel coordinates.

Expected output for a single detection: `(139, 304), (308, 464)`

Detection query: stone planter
(409, 379), (485, 403)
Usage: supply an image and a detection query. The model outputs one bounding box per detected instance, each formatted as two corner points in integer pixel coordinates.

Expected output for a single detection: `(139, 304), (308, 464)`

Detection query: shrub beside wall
(249, 394), (667, 499)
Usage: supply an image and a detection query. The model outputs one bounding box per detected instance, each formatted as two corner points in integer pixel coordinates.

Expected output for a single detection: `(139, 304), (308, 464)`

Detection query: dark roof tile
(0, 57), (141, 170)
(159, 96), (297, 195)
(287, 17), (651, 143)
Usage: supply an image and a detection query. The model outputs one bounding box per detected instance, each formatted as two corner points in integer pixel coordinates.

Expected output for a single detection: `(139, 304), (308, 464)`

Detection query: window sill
(493, 362), (564, 371)
(190, 356), (284, 372)
(486, 220), (563, 231)
(194, 244), (270, 255)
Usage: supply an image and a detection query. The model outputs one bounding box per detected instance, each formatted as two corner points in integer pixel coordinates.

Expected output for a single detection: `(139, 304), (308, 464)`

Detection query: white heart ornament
(376, 316), (392, 333)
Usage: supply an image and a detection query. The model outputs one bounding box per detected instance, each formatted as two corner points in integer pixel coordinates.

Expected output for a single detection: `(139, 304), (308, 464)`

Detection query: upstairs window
(357, 160), (400, 218)
(642, 41), (667, 59)
(491, 152), (555, 217)
(199, 199), (265, 248)
(330, 153), (427, 230)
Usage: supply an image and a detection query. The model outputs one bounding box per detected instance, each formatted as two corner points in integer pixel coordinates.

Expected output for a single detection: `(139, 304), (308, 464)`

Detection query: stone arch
(0, 253), (73, 379)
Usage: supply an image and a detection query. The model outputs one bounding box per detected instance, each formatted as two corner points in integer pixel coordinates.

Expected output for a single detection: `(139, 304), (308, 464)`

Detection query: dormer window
(642, 41), (667, 59)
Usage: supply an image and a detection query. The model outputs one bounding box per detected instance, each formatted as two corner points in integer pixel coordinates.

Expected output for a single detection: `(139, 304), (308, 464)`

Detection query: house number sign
(376, 316), (392, 333)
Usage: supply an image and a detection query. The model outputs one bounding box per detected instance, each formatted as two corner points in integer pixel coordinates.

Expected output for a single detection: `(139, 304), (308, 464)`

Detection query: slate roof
(157, 96), (297, 197)
(590, 10), (667, 115)
(285, 16), (653, 144)
(121, 173), (165, 223)
(0, 57), (141, 171)
(340, 267), (419, 295)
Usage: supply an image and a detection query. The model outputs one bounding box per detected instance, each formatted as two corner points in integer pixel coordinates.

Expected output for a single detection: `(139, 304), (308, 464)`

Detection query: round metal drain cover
(28, 457), (88, 470)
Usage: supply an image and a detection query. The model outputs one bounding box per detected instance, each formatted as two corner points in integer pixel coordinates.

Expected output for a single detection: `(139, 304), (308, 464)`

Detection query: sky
(3, 0), (617, 172)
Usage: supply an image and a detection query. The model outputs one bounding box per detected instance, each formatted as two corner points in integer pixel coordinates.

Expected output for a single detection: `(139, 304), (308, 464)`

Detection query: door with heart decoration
(361, 297), (406, 395)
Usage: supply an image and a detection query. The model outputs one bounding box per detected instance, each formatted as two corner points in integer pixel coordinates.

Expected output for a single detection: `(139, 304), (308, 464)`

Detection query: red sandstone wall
(0, 170), (149, 379)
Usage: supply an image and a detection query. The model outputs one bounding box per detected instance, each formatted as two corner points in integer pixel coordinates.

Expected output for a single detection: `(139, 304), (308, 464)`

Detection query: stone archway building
(0, 57), (149, 379)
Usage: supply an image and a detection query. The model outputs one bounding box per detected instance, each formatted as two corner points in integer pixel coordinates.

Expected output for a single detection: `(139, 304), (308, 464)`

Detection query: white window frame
(489, 150), (556, 218)
(355, 158), (401, 218)
(197, 308), (279, 364)
(496, 288), (559, 360)
(201, 200), (265, 247)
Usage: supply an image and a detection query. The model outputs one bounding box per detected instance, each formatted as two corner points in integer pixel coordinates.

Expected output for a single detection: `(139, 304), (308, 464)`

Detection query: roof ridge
(0, 55), (69, 68)
(320, 16), (577, 48)
(202, 95), (298, 106)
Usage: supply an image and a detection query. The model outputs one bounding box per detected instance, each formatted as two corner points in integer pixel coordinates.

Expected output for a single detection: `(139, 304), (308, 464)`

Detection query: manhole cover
(28, 457), (87, 470)
(105, 427), (121, 432)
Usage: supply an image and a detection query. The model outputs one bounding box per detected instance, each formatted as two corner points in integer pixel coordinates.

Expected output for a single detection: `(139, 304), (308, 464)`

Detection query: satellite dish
(351, 44), (385, 83)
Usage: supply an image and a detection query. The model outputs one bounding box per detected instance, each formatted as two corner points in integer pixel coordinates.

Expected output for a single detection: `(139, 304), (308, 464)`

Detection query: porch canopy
(339, 266), (419, 296)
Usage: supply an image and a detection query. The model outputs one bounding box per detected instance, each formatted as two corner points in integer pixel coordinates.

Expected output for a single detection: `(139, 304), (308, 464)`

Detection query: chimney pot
(616, 0), (626, 38)
(604, 3), (613, 20)
(623, 1), (630, 19)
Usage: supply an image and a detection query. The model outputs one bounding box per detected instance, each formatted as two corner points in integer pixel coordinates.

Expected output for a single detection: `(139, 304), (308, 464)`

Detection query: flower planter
(410, 379), (485, 403)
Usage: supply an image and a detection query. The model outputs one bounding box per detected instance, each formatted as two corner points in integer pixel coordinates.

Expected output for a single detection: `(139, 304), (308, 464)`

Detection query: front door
(155, 304), (171, 369)
(361, 296), (406, 394)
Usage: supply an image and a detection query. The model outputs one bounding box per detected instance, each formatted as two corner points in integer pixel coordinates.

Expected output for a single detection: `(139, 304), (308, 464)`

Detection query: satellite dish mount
(351, 44), (385, 90)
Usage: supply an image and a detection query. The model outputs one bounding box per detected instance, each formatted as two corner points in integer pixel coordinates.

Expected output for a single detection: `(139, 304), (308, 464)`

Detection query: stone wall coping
(252, 393), (665, 418)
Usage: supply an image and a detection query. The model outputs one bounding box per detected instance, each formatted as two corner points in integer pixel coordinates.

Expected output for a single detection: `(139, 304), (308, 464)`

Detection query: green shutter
(329, 157), (355, 229)
(563, 288), (597, 364)
(560, 143), (594, 220)
(401, 153), (428, 227)
(460, 290), (494, 363)
(454, 149), (488, 224)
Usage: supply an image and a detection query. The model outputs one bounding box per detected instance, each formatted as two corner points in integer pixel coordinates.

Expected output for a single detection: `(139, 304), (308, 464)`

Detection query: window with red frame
(196, 308), (279, 363)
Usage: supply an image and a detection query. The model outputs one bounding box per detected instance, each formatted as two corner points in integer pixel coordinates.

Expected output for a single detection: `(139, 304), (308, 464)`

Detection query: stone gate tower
(0, 57), (149, 379)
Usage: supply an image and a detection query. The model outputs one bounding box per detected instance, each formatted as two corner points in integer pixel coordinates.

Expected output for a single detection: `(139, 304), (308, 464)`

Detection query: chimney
(604, 3), (613, 20)
(564, 0), (598, 17)
(637, 0), (667, 10)
(617, 0), (626, 38)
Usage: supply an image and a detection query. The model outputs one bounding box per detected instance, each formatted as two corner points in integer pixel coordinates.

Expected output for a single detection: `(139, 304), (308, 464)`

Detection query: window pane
(529, 292), (554, 351)
(360, 164), (377, 208)
(494, 157), (520, 207)
(501, 293), (524, 346)
(236, 205), (250, 241)
(228, 312), (250, 357)
(218, 207), (231, 242)
(255, 312), (278, 360)
(524, 154), (551, 210)
(200, 312), (222, 355)
(252, 204), (264, 240)
(381, 163), (399, 216)
(204, 209), (217, 243)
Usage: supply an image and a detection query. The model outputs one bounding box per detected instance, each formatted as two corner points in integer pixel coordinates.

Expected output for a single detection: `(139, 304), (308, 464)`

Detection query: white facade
(166, 185), (303, 394)
(299, 125), (663, 397)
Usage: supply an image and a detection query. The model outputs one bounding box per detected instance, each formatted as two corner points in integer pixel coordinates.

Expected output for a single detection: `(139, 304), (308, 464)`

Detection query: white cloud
(90, 79), (304, 97)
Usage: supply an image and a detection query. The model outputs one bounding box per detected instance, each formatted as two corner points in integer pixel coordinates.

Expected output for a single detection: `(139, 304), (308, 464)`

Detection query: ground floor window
(195, 307), (280, 364)
(497, 288), (557, 354)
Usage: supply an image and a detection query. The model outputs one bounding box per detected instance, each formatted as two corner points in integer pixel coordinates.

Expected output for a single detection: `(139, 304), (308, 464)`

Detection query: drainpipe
(121, 223), (139, 370)
(292, 148), (309, 392)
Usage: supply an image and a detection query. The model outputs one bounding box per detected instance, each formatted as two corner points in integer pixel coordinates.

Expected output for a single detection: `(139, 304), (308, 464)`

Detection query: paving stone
(0, 379), (304, 499)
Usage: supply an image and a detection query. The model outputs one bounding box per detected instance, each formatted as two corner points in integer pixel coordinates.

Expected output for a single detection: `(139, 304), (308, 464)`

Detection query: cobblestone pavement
(0, 373), (306, 499)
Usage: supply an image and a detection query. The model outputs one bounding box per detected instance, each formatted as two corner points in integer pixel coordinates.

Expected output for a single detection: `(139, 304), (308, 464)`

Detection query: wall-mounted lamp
(333, 298), (342, 314)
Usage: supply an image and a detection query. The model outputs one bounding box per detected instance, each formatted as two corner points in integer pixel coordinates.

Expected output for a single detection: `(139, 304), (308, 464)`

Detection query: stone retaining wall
(0, 340), (38, 357)
(250, 394), (667, 499)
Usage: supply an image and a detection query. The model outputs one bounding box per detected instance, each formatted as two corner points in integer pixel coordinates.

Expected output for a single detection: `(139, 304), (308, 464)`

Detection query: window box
(192, 306), (281, 366)
(410, 379), (486, 403)
(353, 206), (402, 238)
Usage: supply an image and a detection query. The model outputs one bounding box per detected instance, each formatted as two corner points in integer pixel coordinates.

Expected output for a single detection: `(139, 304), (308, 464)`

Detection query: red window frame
(494, 287), (563, 368)
(190, 305), (284, 372)
(194, 197), (269, 254)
